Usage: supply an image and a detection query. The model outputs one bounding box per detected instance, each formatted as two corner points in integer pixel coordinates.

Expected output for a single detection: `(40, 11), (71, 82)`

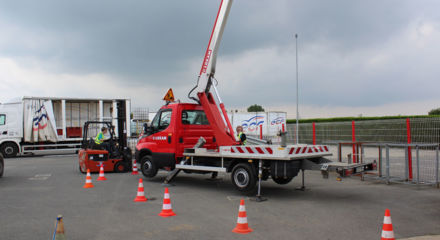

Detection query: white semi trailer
(0, 96), (131, 157)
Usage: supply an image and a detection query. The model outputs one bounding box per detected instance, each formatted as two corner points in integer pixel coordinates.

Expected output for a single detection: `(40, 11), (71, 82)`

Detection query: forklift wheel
(114, 162), (128, 173)
(79, 165), (86, 174)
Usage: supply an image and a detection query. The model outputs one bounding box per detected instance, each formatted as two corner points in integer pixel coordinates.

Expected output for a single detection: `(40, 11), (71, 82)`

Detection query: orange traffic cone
(381, 209), (395, 240)
(96, 165), (107, 181)
(83, 169), (94, 188)
(158, 187), (176, 217)
(133, 179), (147, 202)
(232, 199), (253, 234)
(131, 160), (139, 175)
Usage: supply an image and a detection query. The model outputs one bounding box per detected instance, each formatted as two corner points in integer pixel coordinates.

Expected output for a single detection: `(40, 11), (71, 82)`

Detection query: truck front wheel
(231, 163), (257, 192)
(141, 156), (158, 178)
(1, 142), (18, 158)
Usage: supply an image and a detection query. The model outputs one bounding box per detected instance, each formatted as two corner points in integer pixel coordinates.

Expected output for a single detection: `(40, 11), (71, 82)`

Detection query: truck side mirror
(143, 123), (153, 135)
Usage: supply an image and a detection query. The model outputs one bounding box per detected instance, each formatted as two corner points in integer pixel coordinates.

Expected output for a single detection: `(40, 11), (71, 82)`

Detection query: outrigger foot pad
(250, 195), (267, 202)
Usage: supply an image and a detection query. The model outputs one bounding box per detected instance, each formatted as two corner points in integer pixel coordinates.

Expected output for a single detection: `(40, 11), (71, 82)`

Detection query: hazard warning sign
(163, 88), (175, 102)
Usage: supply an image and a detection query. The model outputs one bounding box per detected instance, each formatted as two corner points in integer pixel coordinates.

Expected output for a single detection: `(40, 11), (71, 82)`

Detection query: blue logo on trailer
(271, 117), (284, 125)
(241, 115), (265, 132)
(32, 104), (49, 131)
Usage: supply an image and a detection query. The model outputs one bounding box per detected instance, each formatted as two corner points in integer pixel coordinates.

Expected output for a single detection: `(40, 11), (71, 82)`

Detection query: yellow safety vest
(237, 132), (247, 145)
(95, 132), (104, 145)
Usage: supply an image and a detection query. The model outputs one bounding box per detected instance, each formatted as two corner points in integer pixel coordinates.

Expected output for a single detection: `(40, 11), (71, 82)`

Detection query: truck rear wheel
(272, 176), (293, 185)
(1, 142), (18, 158)
(231, 163), (257, 192)
(141, 156), (158, 178)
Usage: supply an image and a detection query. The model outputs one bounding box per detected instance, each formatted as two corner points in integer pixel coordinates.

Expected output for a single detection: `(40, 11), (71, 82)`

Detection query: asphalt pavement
(0, 155), (439, 240)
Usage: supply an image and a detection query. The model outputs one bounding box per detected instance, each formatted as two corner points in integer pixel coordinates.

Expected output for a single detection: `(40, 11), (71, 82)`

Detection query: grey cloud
(0, 0), (439, 112)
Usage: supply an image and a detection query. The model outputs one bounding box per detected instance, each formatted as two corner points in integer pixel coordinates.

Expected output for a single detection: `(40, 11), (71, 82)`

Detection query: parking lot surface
(1, 155), (439, 240)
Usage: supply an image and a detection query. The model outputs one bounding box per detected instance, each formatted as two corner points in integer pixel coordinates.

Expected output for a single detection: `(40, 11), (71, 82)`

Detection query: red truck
(135, 0), (375, 197)
(136, 103), (218, 178)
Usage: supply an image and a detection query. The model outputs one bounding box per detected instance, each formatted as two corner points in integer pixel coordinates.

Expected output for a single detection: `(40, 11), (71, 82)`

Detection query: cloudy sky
(0, 0), (439, 118)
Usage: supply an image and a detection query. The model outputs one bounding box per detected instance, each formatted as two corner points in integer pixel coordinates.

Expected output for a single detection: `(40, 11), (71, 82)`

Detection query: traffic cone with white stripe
(232, 199), (253, 234)
(96, 165), (107, 181)
(131, 159), (139, 175)
(381, 209), (395, 240)
(83, 169), (94, 188)
(158, 187), (176, 217)
(134, 179), (147, 202)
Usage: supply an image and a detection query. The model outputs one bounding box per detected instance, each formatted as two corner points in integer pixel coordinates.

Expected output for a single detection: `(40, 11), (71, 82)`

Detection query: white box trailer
(0, 96), (131, 157)
(228, 111), (287, 141)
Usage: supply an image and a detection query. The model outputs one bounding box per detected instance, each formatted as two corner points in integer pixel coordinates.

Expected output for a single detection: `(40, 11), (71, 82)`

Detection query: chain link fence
(287, 118), (440, 186)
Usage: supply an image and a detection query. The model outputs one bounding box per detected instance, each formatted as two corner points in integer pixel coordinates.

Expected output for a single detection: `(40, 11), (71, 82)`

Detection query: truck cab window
(181, 110), (209, 125)
(0, 115), (5, 125)
(151, 109), (172, 132)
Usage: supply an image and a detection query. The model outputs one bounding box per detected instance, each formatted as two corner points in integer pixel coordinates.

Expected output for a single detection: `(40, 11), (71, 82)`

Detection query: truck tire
(1, 142), (18, 158)
(272, 176), (293, 185)
(141, 156), (158, 178)
(0, 154), (4, 177)
(231, 163), (257, 192)
(114, 161), (128, 173)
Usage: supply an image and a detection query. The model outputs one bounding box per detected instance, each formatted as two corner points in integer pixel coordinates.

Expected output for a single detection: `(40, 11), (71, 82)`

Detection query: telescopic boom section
(199, 0), (233, 86)
(196, 0), (236, 146)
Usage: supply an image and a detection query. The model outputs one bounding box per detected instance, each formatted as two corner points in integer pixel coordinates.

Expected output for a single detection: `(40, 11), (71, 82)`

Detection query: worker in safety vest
(236, 125), (247, 145)
(95, 127), (110, 151)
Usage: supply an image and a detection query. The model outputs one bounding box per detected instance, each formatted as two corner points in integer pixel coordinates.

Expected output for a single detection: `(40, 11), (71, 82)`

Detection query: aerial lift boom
(188, 0), (236, 147)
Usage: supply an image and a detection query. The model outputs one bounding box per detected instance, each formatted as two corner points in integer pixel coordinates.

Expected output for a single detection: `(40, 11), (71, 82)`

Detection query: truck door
(177, 109), (215, 157)
(149, 109), (175, 154)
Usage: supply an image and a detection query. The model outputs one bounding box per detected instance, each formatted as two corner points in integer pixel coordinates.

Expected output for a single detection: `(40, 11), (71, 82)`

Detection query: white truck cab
(0, 99), (23, 157)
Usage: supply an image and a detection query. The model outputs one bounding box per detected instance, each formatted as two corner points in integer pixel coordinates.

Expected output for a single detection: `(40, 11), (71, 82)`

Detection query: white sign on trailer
(228, 112), (287, 138)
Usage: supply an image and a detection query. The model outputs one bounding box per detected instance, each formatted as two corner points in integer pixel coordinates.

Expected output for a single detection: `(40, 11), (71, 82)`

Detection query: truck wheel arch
(137, 148), (152, 164)
(227, 159), (257, 173)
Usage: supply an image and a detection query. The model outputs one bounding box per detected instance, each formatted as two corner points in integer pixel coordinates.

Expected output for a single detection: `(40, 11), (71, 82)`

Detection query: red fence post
(406, 118), (413, 180)
(259, 125), (263, 140)
(352, 120), (356, 163)
(312, 122), (316, 145)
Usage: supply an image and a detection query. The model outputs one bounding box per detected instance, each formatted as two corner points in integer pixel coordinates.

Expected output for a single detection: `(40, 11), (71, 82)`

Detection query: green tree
(247, 104), (265, 112)
(429, 108), (440, 115)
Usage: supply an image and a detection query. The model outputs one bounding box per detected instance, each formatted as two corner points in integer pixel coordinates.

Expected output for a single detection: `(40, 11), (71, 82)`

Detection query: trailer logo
(241, 115), (264, 132)
(33, 104), (49, 131)
(271, 117), (284, 125)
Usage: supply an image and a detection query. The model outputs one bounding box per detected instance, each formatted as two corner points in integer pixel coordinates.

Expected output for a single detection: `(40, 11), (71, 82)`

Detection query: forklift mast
(116, 100), (127, 149)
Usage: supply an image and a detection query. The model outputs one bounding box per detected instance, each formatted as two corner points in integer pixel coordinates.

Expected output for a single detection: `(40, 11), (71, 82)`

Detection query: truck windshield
(151, 109), (172, 131)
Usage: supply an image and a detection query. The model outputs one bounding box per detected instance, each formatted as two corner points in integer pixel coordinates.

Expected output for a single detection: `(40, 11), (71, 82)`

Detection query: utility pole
(295, 33), (299, 145)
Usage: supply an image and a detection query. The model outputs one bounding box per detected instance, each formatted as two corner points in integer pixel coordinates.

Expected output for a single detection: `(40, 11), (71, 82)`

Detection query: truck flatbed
(183, 144), (332, 161)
